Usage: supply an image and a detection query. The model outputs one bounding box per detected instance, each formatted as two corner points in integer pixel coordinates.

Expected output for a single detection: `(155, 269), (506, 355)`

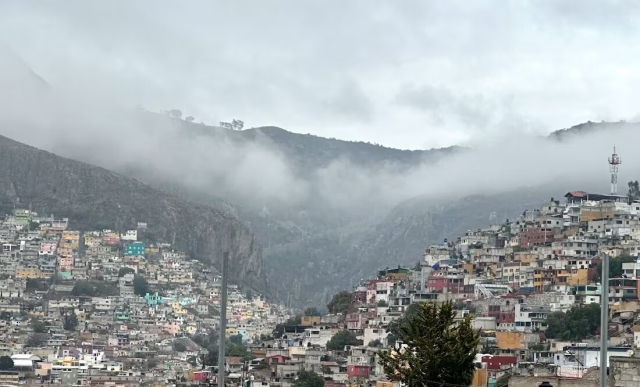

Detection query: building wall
(610, 356), (640, 387)
(495, 332), (525, 350)
(509, 377), (596, 387)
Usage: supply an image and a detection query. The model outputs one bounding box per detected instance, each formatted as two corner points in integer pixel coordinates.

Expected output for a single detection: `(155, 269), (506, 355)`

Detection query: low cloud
(1, 79), (638, 219)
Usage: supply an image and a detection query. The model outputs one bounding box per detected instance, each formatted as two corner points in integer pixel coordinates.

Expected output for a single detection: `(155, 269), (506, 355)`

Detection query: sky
(1, 0), (640, 150)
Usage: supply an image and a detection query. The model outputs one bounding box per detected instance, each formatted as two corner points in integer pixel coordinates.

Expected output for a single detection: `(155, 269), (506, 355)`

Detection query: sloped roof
(565, 191), (587, 198)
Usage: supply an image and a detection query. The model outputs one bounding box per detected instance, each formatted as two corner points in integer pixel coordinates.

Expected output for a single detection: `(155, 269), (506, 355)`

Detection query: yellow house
(84, 235), (101, 247)
(496, 331), (525, 350)
(16, 268), (48, 279)
(301, 316), (322, 326)
(60, 231), (81, 250)
(146, 245), (160, 254)
(567, 269), (589, 286)
(513, 252), (537, 263)
(225, 327), (239, 337)
(185, 325), (197, 335)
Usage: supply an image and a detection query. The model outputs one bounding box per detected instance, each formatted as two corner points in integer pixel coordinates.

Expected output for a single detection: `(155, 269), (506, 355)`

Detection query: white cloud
(1, 0), (640, 150)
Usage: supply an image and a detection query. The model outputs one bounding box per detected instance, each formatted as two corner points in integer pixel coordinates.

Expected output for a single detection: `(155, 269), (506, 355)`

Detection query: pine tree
(378, 301), (480, 387)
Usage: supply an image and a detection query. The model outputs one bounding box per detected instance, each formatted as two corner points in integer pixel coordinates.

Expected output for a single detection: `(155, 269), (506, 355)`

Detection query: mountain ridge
(0, 134), (267, 294)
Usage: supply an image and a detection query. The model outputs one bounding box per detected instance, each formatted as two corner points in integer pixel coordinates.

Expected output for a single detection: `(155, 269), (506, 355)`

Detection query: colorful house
(113, 312), (130, 321)
(13, 209), (32, 226)
(125, 242), (145, 257)
(145, 292), (165, 307)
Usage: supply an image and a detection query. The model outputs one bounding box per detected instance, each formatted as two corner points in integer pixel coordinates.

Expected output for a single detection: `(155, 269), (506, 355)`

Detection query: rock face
(0, 134), (266, 292)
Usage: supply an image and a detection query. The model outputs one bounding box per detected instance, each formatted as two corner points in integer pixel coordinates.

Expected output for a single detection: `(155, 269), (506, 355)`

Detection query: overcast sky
(1, 0), (639, 150)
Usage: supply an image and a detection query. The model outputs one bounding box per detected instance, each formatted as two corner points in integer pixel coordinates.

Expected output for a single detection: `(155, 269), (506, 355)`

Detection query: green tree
(191, 330), (218, 352)
(147, 358), (158, 369)
(202, 350), (218, 367)
(629, 180), (640, 201)
(377, 300), (388, 307)
(26, 278), (48, 291)
(378, 300), (480, 387)
(304, 307), (320, 316)
(118, 267), (135, 277)
(72, 281), (95, 296)
(187, 355), (198, 367)
(29, 221), (40, 231)
(273, 316), (302, 338)
(368, 339), (382, 348)
(326, 330), (359, 351)
(594, 254), (635, 282)
(229, 334), (243, 345)
(545, 304), (601, 341)
(327, 291), (352, 314)
(294, 369), (324, 387)
(133, 275), (150, 296)
(27, 333), (47, 347)
(30, 318), (47, 333)
(386, 303), (421, 347)
(63, 313), (79, 331)
(227, 341), (253, 361)
(0, 356), (13, 370)
(173, 341), (187, 352)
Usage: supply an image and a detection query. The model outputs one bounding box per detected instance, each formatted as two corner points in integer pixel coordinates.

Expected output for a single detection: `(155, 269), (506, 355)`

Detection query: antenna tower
(608, 146), (621, 195)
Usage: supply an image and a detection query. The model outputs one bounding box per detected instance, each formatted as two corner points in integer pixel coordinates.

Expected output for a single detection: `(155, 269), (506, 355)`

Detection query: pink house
(102, 236), (120, 245)
(267, 355), (290, 364)
(162, 322), (181, 336)
(347, 365), (369, 378)
(58, 257), (74, 268)
(40, 243), (57, 252)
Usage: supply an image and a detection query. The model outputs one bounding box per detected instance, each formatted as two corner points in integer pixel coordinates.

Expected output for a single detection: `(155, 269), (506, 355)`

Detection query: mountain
(0, 134), (267, 292)
(549, 120), (640, 140)
(2, 66), (639, 307)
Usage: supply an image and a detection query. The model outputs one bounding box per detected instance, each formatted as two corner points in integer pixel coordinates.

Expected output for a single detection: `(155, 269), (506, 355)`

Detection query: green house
(125, 242), (145, 257)
(114, 311), (130, 321)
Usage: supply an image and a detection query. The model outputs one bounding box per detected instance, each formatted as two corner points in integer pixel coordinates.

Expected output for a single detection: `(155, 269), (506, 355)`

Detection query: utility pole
(599, 253), (610, 387)
(217, 252), (229, 387)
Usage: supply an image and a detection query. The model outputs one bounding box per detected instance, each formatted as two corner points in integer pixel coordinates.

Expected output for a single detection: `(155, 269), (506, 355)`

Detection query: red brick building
(520, 228), (558, 247)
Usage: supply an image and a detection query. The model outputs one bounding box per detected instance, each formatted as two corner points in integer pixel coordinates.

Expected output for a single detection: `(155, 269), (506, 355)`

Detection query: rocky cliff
(0, 134), (267, 292)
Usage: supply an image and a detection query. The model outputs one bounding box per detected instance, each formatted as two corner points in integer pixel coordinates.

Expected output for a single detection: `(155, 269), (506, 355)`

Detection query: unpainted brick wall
(509, 377), (597, 387)
(609, 356), (640, 387)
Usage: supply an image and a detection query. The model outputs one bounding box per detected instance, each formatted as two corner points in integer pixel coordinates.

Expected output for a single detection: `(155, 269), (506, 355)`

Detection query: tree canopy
(294, 369), (324, 387)
(173, 341), (187, 352)
(378, 301), (479, 387)
(326, 330), (359, 351)
(30, 318), (47, 333)
(273, 316), (302, 338)
(72, 280), (118, 297)
(229, 334), (243, 345)
(304, 307), (320, 316)
(327, 291), (352, 314)
(545, 303), (601, 341)
(629, 180), (640, 201)
(118, 267), (135, 277)
(0, 356), (13, 370)
(594, 254), (636, 282)
(63, 313), (79, 331)
(386, 303), (421, 347)
(133, 275), (150, 296)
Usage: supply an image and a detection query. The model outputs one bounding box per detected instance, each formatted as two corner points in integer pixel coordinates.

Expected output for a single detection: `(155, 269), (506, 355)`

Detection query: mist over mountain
(0, 134), (266, 293)
(2, 46), (640, 305)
